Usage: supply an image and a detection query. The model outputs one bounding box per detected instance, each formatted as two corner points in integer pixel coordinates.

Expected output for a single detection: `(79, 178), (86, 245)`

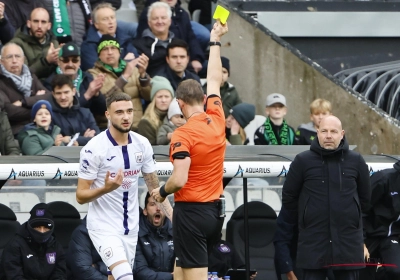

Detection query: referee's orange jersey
(169, 95), (226, 203)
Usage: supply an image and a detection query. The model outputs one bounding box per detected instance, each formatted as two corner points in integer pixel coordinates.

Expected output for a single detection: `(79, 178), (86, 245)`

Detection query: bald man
(280, 116), (371, 280)
(10, 7), (60, 79)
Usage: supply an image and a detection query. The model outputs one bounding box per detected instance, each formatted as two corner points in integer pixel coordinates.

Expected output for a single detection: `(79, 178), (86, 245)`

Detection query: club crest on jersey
(46, 253), (56, 264)
(104, 247), (113, 259)
(81, 159), (89, 170)
(217, 244), (231, 253)
(135, 152), (143, 163)
(121, 178), (132, 189)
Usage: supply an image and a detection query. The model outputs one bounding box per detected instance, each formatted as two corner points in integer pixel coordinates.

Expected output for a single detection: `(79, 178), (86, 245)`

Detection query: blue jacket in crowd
(133, 212), (174, 280)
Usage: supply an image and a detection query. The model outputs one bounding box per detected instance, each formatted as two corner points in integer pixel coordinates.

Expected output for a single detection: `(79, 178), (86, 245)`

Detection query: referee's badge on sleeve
(135, 152), (143, 163)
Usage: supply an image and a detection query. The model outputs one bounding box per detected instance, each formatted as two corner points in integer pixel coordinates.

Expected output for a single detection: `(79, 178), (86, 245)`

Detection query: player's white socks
(112, 262), (133, 280)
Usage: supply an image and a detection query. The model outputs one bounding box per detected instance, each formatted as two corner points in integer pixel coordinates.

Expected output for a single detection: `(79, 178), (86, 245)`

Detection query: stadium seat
(0, 203), (20, 263)
(0, 192), (41, 220)
(227, 201), (278, 280)
(47, 201), (81, 251)
(235, 189), (263, 206)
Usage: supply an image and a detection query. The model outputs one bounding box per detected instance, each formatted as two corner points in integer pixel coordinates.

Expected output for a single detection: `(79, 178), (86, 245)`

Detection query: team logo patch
(121, 178), (132, 189)
(217, 244), (231, 253)
(104, 247), (113, 259)
(46, 252), (56, 264)
(135, 152), (143, 163)
(82, 159), (90, 170)
(173, 142), (181, 151)
(36, 209), (45, 216)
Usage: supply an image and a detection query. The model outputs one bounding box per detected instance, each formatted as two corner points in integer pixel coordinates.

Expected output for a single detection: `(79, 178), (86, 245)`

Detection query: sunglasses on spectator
(60, 57), (80, 63)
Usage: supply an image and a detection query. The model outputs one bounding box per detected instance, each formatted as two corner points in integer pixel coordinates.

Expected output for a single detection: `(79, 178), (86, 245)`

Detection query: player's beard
(111, 120), (131, 133)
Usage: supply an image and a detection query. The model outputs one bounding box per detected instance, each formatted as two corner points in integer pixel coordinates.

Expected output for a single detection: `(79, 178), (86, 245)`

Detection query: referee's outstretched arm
(207, 20), (229, 98)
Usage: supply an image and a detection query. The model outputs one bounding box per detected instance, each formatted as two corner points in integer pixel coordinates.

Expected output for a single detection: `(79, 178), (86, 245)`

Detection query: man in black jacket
(155, 38), (200, 91)
(0, 96), (20, 155)
(133, 192), (174, 280)
(362, 162), (400, 279)
(282, 115), (371, 280)
(0, 203), (67, 279)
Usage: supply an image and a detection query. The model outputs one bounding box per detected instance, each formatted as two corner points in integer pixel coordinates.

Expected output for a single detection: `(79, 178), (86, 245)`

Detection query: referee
(151, 20), (229, 280)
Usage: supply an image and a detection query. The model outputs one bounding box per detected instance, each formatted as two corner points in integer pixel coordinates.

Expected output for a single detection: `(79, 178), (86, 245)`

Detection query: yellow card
(213, 5), (230, 24)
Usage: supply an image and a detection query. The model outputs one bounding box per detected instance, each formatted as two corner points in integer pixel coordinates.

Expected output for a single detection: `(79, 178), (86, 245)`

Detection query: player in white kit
(76, 92), (172, 280)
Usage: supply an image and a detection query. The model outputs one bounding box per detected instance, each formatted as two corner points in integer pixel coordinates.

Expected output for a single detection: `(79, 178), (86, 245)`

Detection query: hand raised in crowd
(191, 60), (202, 73)
(136, 54), (149, 77)
(54, 134), (64, 146)
(0, 2), (5, 19)
(36, 90), (46, 96)
(104, 169), (123, 192)
(46, 43), (61, 64)
(83, 128), (96, 138)
(12, 100), (22, 107)
(122, 54), (149, 80)
(210, 20), (229, 41)
(230, 118), (240, 135)
(86, 74), (105, 98)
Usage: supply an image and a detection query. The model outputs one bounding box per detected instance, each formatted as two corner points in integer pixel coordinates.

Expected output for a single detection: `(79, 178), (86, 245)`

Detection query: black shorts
(173, 201), (224, 268)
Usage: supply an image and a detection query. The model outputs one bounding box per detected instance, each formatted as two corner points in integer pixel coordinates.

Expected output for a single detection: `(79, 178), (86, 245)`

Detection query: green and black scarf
(263, 118), (294, 145)
(101, 59), (127, 76)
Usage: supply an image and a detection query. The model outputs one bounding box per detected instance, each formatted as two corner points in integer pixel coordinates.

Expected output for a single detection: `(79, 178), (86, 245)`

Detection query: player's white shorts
(89, 230), (138, 269)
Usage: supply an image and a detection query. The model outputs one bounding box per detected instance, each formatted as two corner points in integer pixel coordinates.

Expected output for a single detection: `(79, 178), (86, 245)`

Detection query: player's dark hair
(175, 79), (204, 106)
(106, 92), (131, 108)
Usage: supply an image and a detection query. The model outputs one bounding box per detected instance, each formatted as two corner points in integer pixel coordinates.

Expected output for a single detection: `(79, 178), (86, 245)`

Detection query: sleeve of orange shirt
(206, 94), (225, 127)
(169, 128), (191, 161)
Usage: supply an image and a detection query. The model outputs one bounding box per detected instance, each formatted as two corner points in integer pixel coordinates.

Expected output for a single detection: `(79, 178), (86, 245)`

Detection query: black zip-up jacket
(364, 161), (400, 238)
(0, 222), (67, 280)
(282, 137), (370, 269)
(133, 213), (174, 280)
(155, 65), (200, 91)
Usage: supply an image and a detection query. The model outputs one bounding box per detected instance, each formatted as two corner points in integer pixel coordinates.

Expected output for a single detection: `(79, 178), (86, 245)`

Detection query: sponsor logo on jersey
(104, 247), (113, 259)
(85, 149), (92, 154)
(173, 142), (181, 151)
(110, 169), (140, 178)
(27, 254), (33, 259)
(135, 152), (143, 163)
(107, 156), (116, 161)
(82, 159), (90, 170)
(46, 253), (56, 264)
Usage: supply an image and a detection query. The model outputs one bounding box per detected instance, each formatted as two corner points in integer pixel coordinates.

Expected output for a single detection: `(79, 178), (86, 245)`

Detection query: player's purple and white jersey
(78, 130), (156, 235)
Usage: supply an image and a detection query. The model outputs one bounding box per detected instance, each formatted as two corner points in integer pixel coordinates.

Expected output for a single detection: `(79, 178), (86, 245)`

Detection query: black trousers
(303, 269), (359, 280)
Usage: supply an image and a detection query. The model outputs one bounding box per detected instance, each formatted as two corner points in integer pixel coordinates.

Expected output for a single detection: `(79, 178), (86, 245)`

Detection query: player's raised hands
(104, 169), (123, 192)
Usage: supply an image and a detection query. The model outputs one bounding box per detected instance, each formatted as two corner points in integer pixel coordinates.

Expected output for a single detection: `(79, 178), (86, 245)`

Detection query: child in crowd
(203, 56), (242, 118)
(294, 98), (332, 145)
(254, 93), (295, 145)
(157, 98), (186, 145)
(226, 103), (255, 145)
(17, 100), (76, 155)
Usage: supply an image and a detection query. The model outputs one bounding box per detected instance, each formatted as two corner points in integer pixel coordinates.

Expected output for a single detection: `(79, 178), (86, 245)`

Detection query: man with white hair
(0, 42), (51, 135)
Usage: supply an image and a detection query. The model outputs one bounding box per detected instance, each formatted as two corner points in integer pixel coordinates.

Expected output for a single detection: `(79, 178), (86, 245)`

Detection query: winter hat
(266, 93), (286, 107)
(97, 34), (120, 54)
(28, 203), (54, 230)
(150, 76), (174, 101)
(230, 103), (256, 128)
(168, 98), (182, 119)
(59, 42), (80, 58)
(221, 56), (230, 75)
(31, 100), (53, 120)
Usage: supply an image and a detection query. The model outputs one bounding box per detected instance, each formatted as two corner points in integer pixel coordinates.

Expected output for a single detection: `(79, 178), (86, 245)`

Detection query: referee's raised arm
(207, 20), (229, 98)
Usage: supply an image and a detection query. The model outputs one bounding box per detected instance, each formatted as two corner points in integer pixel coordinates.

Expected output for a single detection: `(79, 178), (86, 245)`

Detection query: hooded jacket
(364, 161), (400, 238)
(282, 137), (371, 269)
(0, 222), (66, 280)
(0, 67), (51, 135)
(133, 212), (174, 280)
(133, 29), (175, 77)
(80, 25), (139, 71)
(137, 4), (205, 64)
(155, 65), (200, 91)
(294, 122), (317, 145)
(49, 95), (100, 146)
(18, 123), (63, 155)
(10, 25), (60, 79)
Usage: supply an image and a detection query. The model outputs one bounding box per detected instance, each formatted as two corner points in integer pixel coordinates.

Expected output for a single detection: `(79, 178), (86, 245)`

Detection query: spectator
(133, 192), (174, 280)
(0, 42), (51, 135)
(0, 203), (67, 279)
(133, 2), (176, 76)
(157, 97), (185, 145)
(39, 0), (92, 45)
(50, 74), (100, 146)
(188, 0), (212, 30)
(67, 218), (108, 280)
(137, 0), (205, 73)
(282, 115), (370, 280)
(0, 96), (20, 155)
(10, 7), (60, 79)
(155, 38), (201, 90)
(226, 103), (255, 145)
(43, 42), (107, 118)
(88, 35), (151, 130)
(137, 76), (174, 144)
(80, 2), (138, 71)
(17, 100), (71, 155)
(254, 93), (295, 145)
(295, 98), (332, 145)
(203, 57), (242, 118)
(2, 0), (41, 30)
(0, 2), (15, 44)
(362, 161), (400, 279)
